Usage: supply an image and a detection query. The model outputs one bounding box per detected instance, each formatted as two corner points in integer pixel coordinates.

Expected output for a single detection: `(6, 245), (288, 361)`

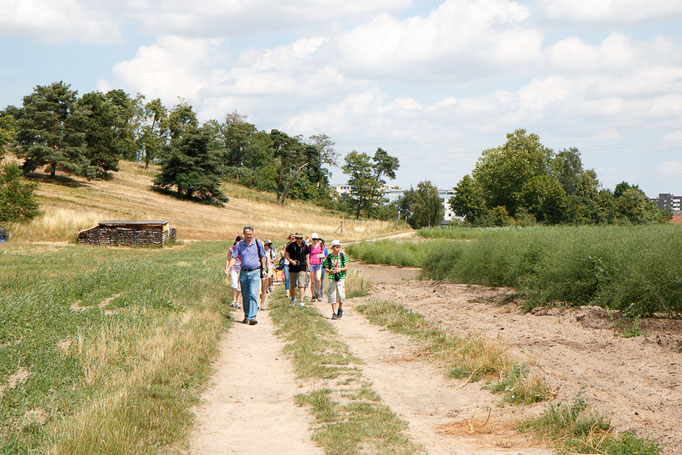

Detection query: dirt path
(187, 310), (323, 455)
(320, 300), (551, 455)
(352, 263), (682, 455)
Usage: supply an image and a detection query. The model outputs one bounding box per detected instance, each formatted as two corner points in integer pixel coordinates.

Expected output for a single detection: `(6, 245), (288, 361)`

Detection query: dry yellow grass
(7, 161), (408, 242)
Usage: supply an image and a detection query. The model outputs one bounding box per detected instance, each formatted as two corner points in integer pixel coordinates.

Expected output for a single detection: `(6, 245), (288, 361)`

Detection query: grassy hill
(6, 160), (406, 243)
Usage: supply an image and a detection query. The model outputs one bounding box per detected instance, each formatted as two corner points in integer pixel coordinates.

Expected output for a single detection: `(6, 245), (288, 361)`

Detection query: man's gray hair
(243, 225), (254, 233)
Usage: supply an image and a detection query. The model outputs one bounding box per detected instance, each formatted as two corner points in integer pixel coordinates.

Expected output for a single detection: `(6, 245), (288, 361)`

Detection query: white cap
(311, 232), (319, 239)
(331, 240), (341, 247)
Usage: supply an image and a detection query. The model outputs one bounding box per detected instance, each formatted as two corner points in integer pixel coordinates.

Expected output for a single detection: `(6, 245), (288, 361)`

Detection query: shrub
(0, 164), (40, 221)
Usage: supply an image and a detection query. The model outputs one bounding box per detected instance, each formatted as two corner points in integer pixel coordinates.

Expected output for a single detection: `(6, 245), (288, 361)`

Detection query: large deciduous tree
(16, 81), (87, 177)
(410, 181), (443, 228)
(472, 129), (555, 217)
(449, 174), (487, 224)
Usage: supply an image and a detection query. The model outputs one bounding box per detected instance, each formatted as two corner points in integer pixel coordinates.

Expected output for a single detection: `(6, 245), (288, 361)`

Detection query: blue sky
(1, 0), (682, 196)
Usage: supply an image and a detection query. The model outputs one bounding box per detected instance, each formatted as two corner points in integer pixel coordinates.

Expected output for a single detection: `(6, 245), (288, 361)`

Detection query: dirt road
(188, 263), (680, 454)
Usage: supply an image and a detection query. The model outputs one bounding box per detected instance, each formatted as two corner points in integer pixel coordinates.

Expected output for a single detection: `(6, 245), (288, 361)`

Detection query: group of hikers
(225, 226), (349, 325)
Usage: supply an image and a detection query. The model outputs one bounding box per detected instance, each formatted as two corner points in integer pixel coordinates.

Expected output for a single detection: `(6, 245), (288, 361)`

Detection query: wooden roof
(98, 220), (169, 226)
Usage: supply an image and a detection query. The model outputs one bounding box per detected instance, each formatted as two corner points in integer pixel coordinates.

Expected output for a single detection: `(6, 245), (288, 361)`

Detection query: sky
(1, 0), (682, 197)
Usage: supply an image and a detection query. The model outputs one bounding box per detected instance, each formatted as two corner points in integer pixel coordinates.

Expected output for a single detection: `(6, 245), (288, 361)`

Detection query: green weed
(270, 291), (424, 455)
(522, 392), (660, 454)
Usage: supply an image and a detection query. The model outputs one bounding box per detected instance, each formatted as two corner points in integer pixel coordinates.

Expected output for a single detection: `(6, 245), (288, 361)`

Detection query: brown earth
(187, 262), (680, 454)
(353, 263), (682, 455)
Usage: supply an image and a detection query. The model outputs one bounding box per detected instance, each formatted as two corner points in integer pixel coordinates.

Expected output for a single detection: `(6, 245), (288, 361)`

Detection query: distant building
(438, 189), (463, 224)
(333, 183), (461, 223)
(651, 193), (682, 212)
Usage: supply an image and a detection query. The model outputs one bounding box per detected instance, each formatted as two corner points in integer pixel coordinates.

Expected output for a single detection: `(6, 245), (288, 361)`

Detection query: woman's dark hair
(233, 235), (244, 246)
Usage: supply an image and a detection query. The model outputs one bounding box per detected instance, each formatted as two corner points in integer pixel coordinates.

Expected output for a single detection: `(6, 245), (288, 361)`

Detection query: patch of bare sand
(0, 366), (30, 399)
(318, 299), (550, 454)
(354, 262), (682, 455)
(187, 310), (323, 455)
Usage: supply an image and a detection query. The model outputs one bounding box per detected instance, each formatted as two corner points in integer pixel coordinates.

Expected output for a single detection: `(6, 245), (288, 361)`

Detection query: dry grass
(7, 161), (406, 242)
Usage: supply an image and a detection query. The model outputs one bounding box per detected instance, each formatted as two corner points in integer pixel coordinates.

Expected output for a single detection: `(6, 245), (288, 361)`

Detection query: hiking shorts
(290, 271), (307, 288)
(327, 279), (345, 304)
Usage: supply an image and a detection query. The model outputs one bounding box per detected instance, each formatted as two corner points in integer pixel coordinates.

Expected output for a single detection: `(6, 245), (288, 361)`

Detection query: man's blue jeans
(239, 269), (260, 320)
(283, 264), (290, 291)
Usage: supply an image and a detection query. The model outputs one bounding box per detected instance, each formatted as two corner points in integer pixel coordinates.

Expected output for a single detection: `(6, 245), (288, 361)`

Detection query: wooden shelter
(78, 220), (176, 247)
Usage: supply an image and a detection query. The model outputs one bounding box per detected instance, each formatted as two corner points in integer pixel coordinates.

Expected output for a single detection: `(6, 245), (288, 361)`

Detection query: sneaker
(299, 301), (305, 307)
(248, 319), (258, 325)
(337, 308), (343, 318)
(242, 318), (249, 324)
(331, 313), (338, 320)
(289, 298), (295, 307)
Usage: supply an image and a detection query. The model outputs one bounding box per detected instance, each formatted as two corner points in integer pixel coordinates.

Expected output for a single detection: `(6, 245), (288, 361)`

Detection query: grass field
(4, 161), (407, 243)
(349, 225), (682, 318)
(0, 241), (232, 453)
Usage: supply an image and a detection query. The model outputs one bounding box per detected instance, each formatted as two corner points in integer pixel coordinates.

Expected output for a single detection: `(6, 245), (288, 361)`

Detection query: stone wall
(78, 226), (176, 247)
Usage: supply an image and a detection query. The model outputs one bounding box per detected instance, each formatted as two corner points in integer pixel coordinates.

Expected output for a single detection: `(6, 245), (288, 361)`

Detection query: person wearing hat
(284, 232), (310, 307)
(308, 233), (325, 302)
(322, 240), (349, 319)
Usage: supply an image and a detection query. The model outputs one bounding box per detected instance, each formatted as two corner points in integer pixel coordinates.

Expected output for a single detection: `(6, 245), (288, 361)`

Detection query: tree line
(449, 129), (670, 226)
(0, 81), (402, 222)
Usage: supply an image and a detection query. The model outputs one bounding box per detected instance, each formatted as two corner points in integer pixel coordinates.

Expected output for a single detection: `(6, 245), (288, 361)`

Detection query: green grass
(522, 393), (660, 454)
(0, 241), (232, 454)
(354, 225), (682, 318)
(345, 239), (442, 267)
(269, 287), (424, 455)
(345, 270), (370, 298)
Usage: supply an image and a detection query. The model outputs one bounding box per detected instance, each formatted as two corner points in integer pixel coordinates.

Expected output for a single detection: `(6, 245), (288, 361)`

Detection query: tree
(0, 110), (16, 158)
(410, 181), (443, 228)
(15, 81), (87, 177)
(0, 164), (40, 221)
(78, 91), (121, 179)
(342, 151), (380, 219)
(472, 129), (555, 217)
(371, 147), (399, 204)
(167, 101), (198, 140)
(105, 89), (138, 161)
(552, 147), (583, 196)
(153, 125), (227, 205)
(308, 133), (338, 179)
(520, 174), (567, 224)
(450, 174), (488, 224)
(136, 98), (168, 169)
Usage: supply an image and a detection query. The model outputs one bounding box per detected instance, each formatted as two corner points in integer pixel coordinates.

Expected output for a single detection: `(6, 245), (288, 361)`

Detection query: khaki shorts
(289, 271), (308, 288)
(327, 279), (345, 304)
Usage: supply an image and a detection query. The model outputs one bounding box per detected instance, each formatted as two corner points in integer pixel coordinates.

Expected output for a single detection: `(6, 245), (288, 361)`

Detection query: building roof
(99, 220), (169, 226)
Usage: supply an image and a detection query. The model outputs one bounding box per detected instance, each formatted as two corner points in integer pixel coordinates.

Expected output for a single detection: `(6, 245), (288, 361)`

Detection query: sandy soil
(187, 311), (323, 455)
(187, 261), (679, 454)
(352, 263), (682, 455)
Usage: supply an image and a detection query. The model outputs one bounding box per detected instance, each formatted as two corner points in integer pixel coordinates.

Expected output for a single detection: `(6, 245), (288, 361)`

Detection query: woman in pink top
(308, 233), (325, 301)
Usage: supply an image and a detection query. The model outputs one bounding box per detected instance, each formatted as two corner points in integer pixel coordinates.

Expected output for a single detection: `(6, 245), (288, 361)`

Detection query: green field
(348, 225), (682, 317)
(0, 242), (231, 454)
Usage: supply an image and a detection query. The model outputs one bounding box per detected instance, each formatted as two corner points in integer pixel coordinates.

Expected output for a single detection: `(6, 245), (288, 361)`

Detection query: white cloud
(337, 0), (543, 77)
(538, 0), (682, 22)
(0, 0), (120, 43)
(126, 0), (413, 36)
(100, 36), (227, 103)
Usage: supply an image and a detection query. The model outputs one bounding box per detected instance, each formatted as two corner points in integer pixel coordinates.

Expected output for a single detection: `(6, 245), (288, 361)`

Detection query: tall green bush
(0, 164), (40, 221)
